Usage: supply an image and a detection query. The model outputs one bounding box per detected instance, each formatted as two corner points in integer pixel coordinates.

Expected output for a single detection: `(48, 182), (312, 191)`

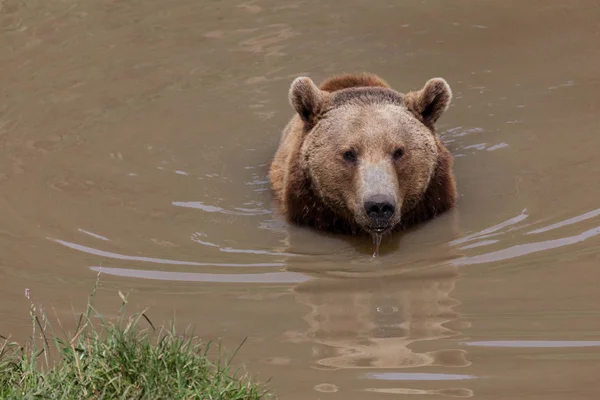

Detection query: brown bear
(268, 73), (457, 236)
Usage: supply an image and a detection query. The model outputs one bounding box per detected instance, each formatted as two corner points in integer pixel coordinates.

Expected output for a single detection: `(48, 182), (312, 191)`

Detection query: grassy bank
(0, 279), (271, 399)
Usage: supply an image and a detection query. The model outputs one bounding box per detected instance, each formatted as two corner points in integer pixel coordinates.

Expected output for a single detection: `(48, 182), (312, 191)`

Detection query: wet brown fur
(269, 73), (457, 235)
(319, 73), (390, 92)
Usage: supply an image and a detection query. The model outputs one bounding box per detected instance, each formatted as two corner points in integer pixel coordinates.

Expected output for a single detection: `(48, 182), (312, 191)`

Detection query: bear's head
(288, 74), (452, 235)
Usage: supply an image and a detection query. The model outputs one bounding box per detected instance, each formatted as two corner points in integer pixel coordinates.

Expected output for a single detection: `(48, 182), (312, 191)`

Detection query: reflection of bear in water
(292, 266), (470, 370)
(269, 73), (457, 236)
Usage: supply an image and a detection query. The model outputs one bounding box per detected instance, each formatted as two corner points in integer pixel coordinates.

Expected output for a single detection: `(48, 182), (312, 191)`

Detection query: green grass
(0, 278), (272, 399)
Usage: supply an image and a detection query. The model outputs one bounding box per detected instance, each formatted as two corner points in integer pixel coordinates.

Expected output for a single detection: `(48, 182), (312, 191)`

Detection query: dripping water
(372, 233), (383, 257)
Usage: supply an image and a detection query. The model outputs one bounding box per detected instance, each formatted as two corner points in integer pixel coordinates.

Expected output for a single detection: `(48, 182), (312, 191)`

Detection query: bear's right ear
(289, 77), (328, 127)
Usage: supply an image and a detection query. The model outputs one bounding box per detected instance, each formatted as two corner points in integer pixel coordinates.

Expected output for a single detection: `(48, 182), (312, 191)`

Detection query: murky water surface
(2, 1), (600, 398)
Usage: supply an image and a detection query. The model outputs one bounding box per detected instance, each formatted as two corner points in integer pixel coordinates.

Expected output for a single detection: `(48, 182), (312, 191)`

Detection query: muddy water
(2, 0), (600, 398)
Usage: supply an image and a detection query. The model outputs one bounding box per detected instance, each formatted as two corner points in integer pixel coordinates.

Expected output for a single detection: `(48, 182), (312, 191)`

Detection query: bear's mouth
(367, 226), (391, 235)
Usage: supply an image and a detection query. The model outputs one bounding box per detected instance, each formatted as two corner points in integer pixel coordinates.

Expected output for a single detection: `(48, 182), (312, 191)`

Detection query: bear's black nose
(364, 195), (396, 223)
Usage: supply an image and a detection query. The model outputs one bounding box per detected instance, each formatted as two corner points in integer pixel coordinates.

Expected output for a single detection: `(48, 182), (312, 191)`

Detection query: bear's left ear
(289, 77), (329, 128)
(405, 78), (452, 130)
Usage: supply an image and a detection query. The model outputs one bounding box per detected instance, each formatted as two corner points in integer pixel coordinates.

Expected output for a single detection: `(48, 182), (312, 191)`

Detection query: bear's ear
(405, 78), (452, 130)
(289, 77), (328, 127)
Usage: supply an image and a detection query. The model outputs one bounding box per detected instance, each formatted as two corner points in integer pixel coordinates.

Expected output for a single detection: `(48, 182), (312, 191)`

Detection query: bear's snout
(363, 194), (396, 230)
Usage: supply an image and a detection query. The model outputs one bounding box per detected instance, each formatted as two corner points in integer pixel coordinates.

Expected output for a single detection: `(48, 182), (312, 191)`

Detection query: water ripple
(465, 341), (600, 348)
(91, 266), (309, 283)
(527, 208), (600, 235)
(365, 372), (475, 381)
(452, 225), (600, 266)
(51, 238), (284, 268)
(172, 201), (271, 216)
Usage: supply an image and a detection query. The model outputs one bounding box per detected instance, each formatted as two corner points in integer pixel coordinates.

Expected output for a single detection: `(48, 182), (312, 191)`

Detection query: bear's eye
(392, 148), (404, 161)
(343, 150), (358, 163)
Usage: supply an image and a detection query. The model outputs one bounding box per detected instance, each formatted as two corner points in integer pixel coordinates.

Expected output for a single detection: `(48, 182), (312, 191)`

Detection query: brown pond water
(2, 0), (600, 398)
